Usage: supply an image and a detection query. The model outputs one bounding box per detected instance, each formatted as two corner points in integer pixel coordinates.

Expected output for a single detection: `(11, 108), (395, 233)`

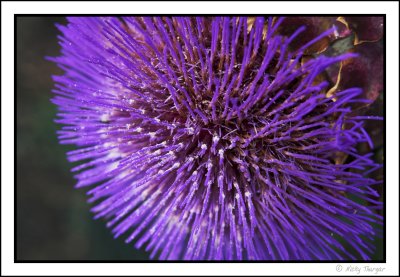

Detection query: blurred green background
(16, 16), (149, 261)
(16, 16), (383, 261)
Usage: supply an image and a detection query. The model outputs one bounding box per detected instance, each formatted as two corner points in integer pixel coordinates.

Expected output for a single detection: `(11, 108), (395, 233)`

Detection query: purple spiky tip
(50, 17), (383, 260)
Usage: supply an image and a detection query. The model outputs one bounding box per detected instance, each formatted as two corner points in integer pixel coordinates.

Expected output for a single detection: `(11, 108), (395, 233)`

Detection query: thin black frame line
(14, 14), (386, 17)
(382, 13), (387, 264)
(14, 259), (387, 263)
(14, 13), (18, 265)
(3, 0), (398, 4)
(14, 14), (386, 263)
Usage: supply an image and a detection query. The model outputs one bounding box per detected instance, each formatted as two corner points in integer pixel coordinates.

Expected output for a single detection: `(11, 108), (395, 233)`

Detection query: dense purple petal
(51, 16), (383, 260)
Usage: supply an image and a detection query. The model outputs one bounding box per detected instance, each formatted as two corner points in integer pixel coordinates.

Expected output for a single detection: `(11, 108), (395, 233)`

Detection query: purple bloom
(51, 17), (383, 260)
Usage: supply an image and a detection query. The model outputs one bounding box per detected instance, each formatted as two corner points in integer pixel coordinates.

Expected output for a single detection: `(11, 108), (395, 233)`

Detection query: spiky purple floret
(51, 17), (383, 260)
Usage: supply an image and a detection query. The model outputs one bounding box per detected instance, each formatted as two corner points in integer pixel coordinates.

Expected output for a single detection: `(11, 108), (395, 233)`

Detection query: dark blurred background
(16, 16), (149, 261)
(16, 16), (383, 261)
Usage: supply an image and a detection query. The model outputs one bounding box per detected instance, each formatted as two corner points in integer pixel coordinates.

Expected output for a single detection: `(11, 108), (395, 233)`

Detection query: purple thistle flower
(50, 16), (383, 260)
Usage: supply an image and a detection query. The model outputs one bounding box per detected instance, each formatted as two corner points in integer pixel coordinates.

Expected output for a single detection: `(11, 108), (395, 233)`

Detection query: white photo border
(2, 1), (399, 276)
